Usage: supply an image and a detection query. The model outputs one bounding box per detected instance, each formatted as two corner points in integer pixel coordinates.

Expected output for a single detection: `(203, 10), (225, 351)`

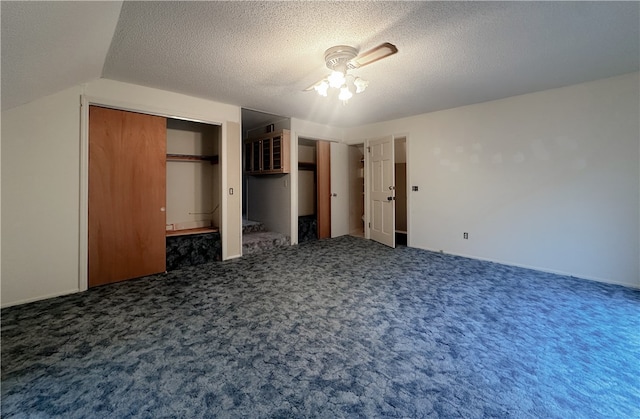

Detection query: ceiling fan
(305, 42), (398, 103)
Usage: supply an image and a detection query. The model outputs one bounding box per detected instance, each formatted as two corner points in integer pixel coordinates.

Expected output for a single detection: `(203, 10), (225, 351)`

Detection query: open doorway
(395, 137), (407, 246)
(297, 138), (350, 242)
(348, 144), (365, 237)
(297, 138), (332, 242)
(365, 135), (408, 248)
(298, 138), (319, 242)
(241, 108), (291, 255)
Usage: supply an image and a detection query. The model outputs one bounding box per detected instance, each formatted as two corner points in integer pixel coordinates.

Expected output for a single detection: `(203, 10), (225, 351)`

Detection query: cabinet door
(88, 106), (167, 287)
(244, 142), (252, 173)
(252, 140), (261, 172)
(272, 135), (282, 170)
(262, 138), (272, 171)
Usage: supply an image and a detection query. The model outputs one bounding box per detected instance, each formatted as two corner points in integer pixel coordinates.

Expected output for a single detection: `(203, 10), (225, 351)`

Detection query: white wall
(347, 72), (640, 288)
(222, 121), (243, 260)
(246, 175), (291, 236)
(1, 79), (241, 307)
(2, 86), (84, 306)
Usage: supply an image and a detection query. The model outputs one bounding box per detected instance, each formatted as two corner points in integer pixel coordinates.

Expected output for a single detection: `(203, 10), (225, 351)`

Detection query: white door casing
(330, 142), (350, 238)
(369, 136), (395, 248)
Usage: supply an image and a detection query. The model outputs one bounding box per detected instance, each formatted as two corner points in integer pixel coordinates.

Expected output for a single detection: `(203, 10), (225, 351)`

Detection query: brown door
(316, 140), (331, 239)
(88, 106), (167, 287)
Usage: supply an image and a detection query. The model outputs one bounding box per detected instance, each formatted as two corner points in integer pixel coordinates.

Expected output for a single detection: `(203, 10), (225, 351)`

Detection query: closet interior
(297, 138), (319, 242)
(88, 106), (222, 288)
(348, 145), (365, 238)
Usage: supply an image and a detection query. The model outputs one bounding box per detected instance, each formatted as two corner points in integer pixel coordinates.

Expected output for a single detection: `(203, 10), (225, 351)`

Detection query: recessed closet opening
(166, 119), (221, 235)
(241, 108), (292, 255)
(298, 138), (319, 242)
(87, 105), (223, 288)
(165, 119), (223, 271)
(395, 137), (407, 246)
(348, 144), (365, 238)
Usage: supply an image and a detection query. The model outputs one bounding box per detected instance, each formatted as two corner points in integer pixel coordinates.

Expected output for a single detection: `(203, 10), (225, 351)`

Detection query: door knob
(388, 186), (395, 190)
(331, 193), (338, 197)
(160, 207), (166, 212)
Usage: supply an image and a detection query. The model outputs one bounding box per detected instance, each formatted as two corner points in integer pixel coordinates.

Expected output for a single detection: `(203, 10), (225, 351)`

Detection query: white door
(369, 136), (395, 248)
(330, 142), (349, 237)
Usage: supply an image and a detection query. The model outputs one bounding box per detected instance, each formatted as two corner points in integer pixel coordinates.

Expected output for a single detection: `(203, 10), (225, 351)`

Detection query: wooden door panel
(89, 106), (166, 287)
(369, 136), (395, 248)
(330, 142), (349, 238)
(316, 140), (331, 239)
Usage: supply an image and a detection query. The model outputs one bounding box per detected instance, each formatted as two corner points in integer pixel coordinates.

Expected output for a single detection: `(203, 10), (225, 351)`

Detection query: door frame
(79, 95), (225, 292)
(363, 133), (411, 246)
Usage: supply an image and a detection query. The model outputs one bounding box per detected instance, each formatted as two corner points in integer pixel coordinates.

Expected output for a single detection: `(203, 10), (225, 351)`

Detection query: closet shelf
(166, 154), (219, 164)
(166, 227), (219, 237)
(298, 161), (316, 171)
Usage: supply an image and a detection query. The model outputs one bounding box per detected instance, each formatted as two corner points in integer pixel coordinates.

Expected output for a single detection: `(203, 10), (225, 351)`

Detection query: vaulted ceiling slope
(1, 1), (123, 111)
(2, 1), (638, 127)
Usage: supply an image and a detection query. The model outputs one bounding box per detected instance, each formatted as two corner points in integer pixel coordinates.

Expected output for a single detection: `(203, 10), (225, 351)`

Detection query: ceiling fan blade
(303, 75), (330, 91)
(348, 42), (398, 69)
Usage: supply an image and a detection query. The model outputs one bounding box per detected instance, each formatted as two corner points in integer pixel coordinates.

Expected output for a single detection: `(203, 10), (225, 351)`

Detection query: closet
(297, 139), (331, 241)
(88, 106), (221, 287)
(165, 119), (220, 235)
(348, 145), (365, 237)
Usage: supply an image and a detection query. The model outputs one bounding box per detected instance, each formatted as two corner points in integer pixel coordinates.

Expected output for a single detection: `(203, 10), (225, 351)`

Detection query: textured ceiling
(2, 1), (639, 128)
(1, 1), (123, 111)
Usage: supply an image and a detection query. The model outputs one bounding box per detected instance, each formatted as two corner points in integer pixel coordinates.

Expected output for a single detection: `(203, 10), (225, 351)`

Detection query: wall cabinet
(244, 129), (290, 175)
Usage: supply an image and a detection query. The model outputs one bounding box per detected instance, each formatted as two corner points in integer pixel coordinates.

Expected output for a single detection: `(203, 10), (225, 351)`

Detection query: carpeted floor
(2, 236), (639, 418)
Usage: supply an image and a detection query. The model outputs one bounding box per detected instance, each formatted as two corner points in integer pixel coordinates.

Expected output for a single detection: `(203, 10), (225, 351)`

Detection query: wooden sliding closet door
(316, 140), (331, 239)
(88, 106), (167, 287)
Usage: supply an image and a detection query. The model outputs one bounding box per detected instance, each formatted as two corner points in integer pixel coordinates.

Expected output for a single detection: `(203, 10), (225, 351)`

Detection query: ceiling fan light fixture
(305, 42), (397, 104)
(328, 70), (346, 89)
(354, 77), (369, 93)
(314, 80), (329, 97)
(324, 45), (358, 71)
(338, 86), (353, 103)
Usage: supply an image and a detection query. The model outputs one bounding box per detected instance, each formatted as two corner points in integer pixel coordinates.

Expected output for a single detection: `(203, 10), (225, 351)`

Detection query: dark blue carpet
(2, 236), (639, 418)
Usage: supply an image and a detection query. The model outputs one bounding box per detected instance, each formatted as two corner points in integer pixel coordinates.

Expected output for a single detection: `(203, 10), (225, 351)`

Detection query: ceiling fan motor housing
(324, 45), (358, 72)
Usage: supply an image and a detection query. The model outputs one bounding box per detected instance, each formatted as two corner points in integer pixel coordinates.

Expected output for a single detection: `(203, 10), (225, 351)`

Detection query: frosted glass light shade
(354, 77), (369, 93)
(328, 71), (346, 89)
(339, 86), (353, 102)
(314, 81), (329, 97)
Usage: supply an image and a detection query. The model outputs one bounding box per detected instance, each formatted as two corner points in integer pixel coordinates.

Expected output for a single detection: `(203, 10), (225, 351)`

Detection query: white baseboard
(2, 288), (81, 309)
(409, 245), (640, 290)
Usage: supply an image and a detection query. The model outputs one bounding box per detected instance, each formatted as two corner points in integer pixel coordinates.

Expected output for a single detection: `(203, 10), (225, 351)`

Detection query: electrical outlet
(463, 232), (468, 239)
